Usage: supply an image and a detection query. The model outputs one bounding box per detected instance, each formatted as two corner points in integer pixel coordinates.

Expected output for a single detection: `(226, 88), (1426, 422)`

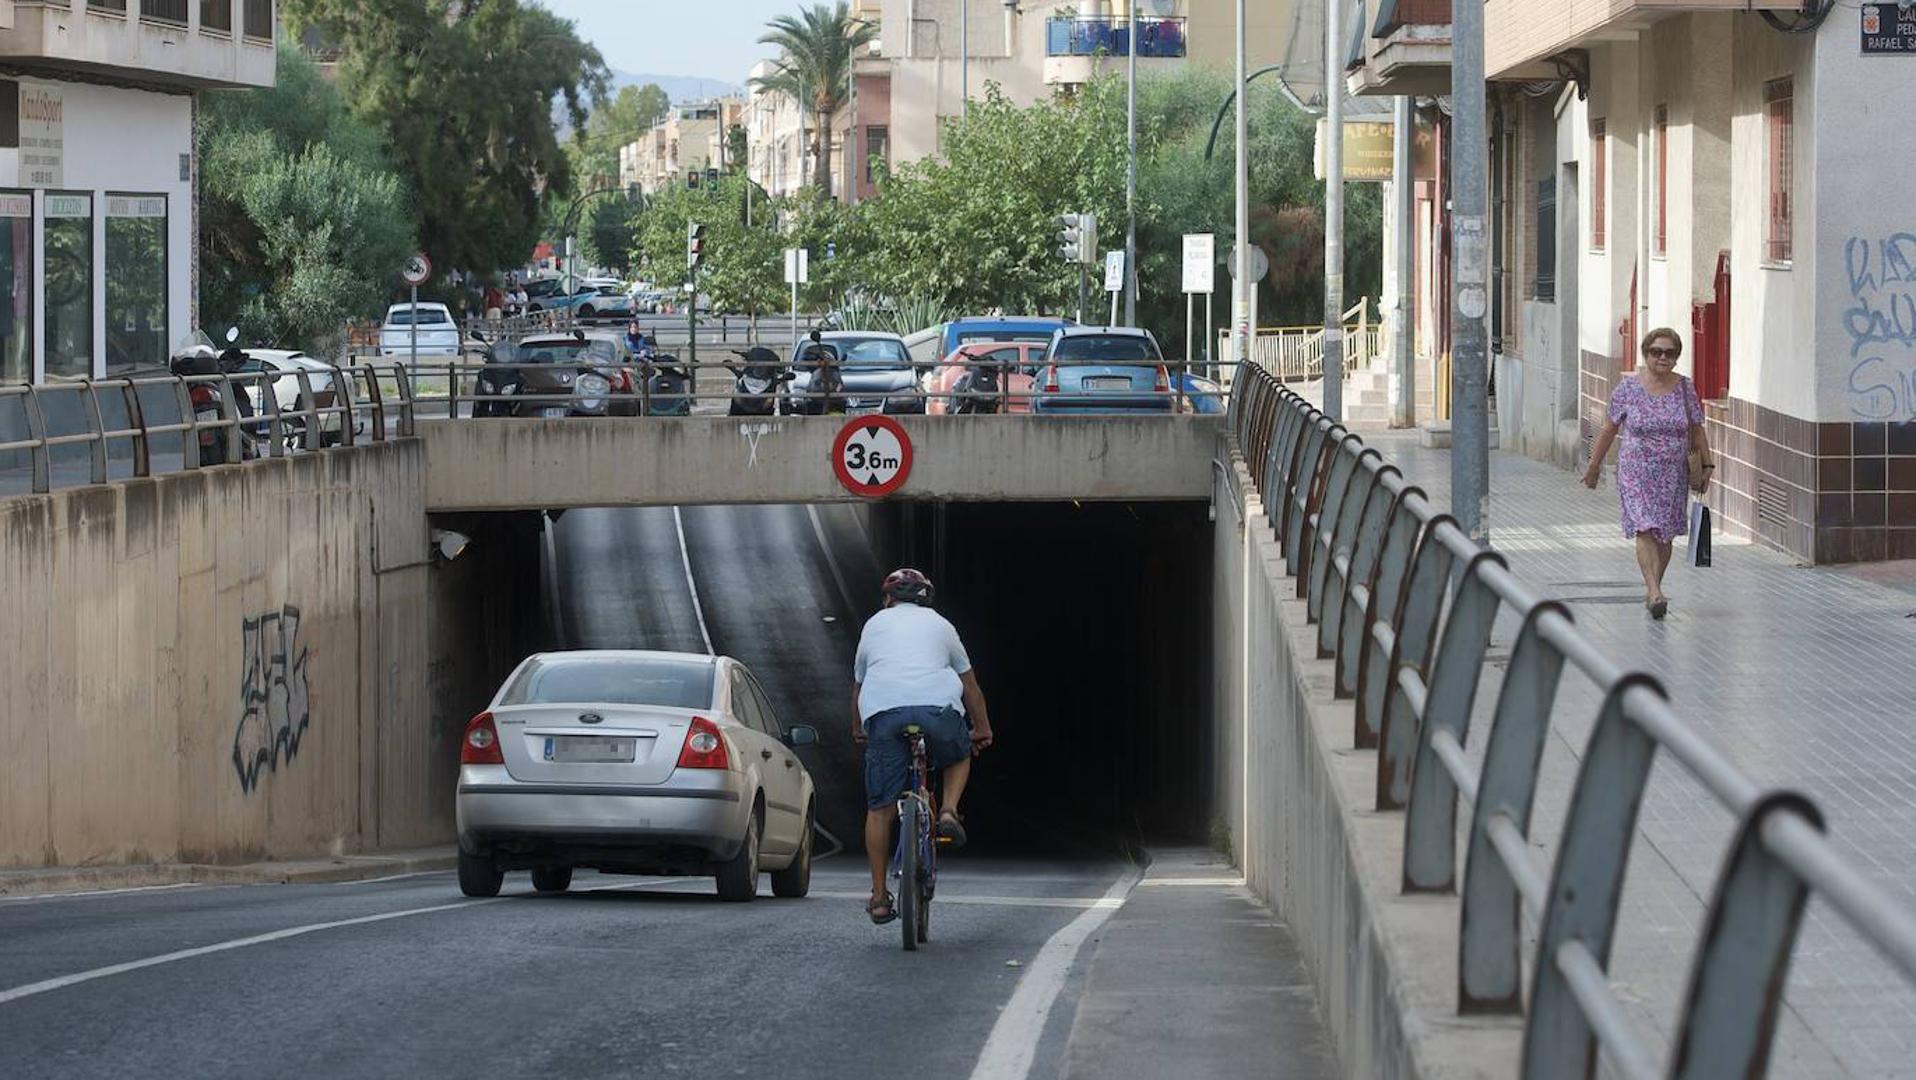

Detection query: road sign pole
(1205, 291), (1214, 376)
(1077, 264), (1087, 326)
(409, 284), (418, 371)
(1453, 0), (1490, 542)
(1185, 291), (1193, 371)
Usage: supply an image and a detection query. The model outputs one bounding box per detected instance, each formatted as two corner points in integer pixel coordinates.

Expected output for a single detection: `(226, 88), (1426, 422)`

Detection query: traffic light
(687, 170), (701, 190)
(1057, 212), (1098, 265)
(687, 222), (706, 271)
(705, 167), (720, 187)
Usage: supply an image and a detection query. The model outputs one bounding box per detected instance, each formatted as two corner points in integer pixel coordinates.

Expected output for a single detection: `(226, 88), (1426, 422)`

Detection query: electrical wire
(1759, 0), (1835, 33)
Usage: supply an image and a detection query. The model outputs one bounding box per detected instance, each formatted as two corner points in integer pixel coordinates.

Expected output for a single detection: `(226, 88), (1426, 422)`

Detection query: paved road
(0, 860), (1129, 1079)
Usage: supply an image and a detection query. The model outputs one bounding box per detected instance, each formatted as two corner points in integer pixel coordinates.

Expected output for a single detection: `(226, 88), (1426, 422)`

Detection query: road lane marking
(672, 506), (716, 655)
(809, 891), (1123, 911)
(0, 883), (205, 905)
(328, 870), (454, 886)
(806, 504), (859, 621)
(1136, 876), (1245, 888)
(967, 868), (1141, 1080)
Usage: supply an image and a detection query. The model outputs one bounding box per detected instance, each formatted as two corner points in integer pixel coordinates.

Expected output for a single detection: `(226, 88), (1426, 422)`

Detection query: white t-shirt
(853, 603), (972, 721)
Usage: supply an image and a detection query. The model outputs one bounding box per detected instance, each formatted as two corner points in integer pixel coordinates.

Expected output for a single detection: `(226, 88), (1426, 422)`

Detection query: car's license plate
(538, 406), (570, 418)
(1084, 377), (1131, 390)
(544, 735), (637, 763)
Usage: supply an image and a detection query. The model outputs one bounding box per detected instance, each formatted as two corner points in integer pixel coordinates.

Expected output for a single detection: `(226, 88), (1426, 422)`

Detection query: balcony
(1484, 0), (1801, 79)
(1348, 0), (1452, 97)
(0, 0), (274, 89)
(1044, 15), (1187, 87)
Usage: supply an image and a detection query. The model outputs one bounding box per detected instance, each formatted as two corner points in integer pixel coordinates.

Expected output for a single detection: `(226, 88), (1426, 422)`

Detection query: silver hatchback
(455, 650), (819, 902)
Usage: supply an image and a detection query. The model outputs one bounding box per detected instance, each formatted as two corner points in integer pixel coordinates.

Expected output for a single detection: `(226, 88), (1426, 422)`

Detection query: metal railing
(0, 363), (417, 495)
(1226, 366), (1916, 1079)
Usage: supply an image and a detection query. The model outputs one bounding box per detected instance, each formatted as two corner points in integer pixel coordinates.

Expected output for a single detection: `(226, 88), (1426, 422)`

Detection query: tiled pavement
(1361, 431), (1916, 1078)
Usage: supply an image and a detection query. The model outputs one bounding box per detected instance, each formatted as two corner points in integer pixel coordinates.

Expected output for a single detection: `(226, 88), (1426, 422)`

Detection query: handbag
(1687, 500), (1713, 567)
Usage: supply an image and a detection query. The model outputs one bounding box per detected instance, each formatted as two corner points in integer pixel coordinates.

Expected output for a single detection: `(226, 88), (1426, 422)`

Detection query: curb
(0, 849), (458, 898)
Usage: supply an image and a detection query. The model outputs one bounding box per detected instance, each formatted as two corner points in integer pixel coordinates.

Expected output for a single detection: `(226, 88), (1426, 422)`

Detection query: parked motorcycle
(950, 357), (1004, 415)
(726, 346), (793, 417)
(170, 328), (259, 464)
(642, 353), (693, 417)
(474, 333), (639, 418)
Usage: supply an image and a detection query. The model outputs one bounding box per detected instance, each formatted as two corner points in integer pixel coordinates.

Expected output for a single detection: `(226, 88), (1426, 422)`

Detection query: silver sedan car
(455, 650), (819, 902)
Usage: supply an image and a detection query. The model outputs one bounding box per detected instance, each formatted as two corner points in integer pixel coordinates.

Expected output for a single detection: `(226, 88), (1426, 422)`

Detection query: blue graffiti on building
(232, 605), (313, 793)
(1844, 233), (1916, 419)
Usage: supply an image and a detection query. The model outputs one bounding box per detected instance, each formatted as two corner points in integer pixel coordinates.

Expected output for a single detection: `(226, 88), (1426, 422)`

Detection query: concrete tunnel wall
(0, 443), (544, 869)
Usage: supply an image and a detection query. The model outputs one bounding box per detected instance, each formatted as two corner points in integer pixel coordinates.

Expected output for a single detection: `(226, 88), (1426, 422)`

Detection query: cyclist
(852, 568), (994, 924)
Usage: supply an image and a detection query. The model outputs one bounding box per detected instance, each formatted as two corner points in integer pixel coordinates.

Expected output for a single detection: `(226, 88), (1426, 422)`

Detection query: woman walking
(1581, 328), (1713, 619)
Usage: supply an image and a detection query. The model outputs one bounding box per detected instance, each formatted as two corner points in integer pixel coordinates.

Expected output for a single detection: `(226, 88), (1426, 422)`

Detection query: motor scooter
(643, 353), (693, 416)
(783, 330), (845, 416)
(170, 328), (259, 464)
(951, 359), (1003, 415)
(726, 347), (793, 417)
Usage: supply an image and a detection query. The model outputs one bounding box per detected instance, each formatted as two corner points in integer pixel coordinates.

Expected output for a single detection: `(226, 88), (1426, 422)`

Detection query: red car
(923, 341), (1045, 415)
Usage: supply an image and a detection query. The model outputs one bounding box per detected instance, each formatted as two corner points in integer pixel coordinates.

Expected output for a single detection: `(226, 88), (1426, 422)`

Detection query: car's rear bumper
(1032, 395), (1174, 412)
(456, 766), (749, 862)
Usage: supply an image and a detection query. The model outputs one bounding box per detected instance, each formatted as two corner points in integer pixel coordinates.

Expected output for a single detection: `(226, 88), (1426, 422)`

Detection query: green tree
(199, 45), (414, 350)
(281, 0), (608, 274)
(572, 82), (671, 184)
(753, 2), (877, 196)
(633, 177), (785, 315)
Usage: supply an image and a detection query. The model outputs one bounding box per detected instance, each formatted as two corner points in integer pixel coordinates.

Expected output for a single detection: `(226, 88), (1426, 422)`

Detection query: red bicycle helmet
(881, 567), (934, 605)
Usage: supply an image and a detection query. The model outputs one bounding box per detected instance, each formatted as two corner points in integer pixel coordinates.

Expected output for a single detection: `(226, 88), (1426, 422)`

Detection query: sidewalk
(1372, 433), (1916, 1078)
(1058, 848), (1338, 1080)
(0, 845), (456, 898)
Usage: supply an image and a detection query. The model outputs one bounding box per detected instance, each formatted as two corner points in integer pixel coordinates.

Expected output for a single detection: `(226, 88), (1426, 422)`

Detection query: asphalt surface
(0, 860), (1128, 1079)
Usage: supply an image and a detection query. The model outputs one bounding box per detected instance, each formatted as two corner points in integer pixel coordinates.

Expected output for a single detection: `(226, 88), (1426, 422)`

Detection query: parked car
(785, 331), (923, 414)
(455, 650), (820, 902)
(232, 349), (366, 446)
(530, 284), (635, 322)
(1030, 326), (1176, 414)
(474, 332), (639, 418)
(379, 302), (462, 360)
(923, 341), (1044, 415)
(937, 316), (1072, 361)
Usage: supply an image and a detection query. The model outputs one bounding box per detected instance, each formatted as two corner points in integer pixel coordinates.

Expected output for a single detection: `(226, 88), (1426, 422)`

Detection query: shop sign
(0, 194), (30, 219)
(1862, 4), (1916, 54)
(46, 194), (90, 219)
(18, 83), (62, 188)
(107, 195), (167, 218)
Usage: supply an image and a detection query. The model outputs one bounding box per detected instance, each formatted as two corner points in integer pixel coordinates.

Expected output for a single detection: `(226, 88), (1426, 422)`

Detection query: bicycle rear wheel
(899, 799), (922, 951)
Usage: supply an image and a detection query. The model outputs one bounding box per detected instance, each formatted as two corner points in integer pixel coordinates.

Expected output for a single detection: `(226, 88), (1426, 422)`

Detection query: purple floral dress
(1607, 375), (1703, 544)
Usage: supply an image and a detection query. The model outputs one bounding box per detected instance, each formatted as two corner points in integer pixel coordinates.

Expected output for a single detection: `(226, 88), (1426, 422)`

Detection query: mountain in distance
(609, 69), (743, 104)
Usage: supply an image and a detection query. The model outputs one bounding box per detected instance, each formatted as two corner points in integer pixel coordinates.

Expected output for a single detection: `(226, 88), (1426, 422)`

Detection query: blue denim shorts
(863, 705), (971, 810)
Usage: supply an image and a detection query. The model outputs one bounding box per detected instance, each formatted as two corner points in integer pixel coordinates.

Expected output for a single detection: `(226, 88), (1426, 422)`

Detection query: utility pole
(1451, 0), (1490, 541)
(961, 0), (970, 119)
(1391, 95), (1415, 428)
(1232, 0), (1249, 371)
(1323, 0), (1345, 421)
(1124, 0), (1138, 327)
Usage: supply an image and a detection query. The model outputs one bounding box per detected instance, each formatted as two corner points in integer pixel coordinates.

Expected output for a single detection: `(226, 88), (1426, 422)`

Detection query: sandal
(937, 811), (968, 849)
(1649, 598), (1668, 620)
(867, 892), (897, 925)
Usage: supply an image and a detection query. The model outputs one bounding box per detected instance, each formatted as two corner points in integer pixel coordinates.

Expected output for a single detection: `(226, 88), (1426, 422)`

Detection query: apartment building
(619, 98), (745, 196)
(0, 0), (275, 384)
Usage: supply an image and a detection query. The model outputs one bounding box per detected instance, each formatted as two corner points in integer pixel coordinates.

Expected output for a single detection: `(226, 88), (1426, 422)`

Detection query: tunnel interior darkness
(440, 498), (1217, 863)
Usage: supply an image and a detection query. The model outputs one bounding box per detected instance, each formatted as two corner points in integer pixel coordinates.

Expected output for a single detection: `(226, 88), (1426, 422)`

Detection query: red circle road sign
(831, 415), (914, 497)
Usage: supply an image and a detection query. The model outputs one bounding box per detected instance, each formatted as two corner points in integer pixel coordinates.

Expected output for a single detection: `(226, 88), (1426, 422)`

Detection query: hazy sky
(537, 0), (797, 82)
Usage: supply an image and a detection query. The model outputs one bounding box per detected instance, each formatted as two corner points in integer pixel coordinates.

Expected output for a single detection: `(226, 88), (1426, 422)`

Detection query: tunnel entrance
(443, 499), (1216, 860)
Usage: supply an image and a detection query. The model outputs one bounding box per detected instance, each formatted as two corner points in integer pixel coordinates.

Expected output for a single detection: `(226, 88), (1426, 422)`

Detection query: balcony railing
(1046, 16), (1188, 59)
(1374, 0), (1450, 35)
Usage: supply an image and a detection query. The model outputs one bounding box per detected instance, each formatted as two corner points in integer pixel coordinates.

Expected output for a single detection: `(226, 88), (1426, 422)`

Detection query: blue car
(1030, 326), (1177, 414)
(938, 316), (1072, 359)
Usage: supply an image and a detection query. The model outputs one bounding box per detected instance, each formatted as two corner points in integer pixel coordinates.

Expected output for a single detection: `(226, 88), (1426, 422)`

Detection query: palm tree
(754, 2), (878, 198)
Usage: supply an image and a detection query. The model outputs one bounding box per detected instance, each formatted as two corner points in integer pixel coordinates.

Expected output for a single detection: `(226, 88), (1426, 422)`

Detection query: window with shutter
(1765, 80), (1793, 264)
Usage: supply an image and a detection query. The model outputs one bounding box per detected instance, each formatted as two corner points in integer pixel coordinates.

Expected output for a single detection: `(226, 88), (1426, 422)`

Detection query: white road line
(671, 506), (716, 656)
(0, 882), (205, 905)
(967, 868), (1141, 1080)
(806, 504), (859, 620)
(812, 824), (847, 860)
(809, 891), (1123, 911)
(542, 512), (565, 645)
(0, 881), (661, 1006)
(328, 869), (452, 887)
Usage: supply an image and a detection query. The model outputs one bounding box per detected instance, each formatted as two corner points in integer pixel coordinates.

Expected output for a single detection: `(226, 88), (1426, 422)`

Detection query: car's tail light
(189, 385), (218, 409)
(676, 715), (731, 770)
(1042, 366), (1060, 393)
(461, 712), (505, 765)
(1154, 365), (1171, 393)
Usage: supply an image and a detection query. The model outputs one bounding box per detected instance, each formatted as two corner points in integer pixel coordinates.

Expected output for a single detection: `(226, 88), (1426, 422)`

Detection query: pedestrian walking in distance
(1581, 327), (1715, 619)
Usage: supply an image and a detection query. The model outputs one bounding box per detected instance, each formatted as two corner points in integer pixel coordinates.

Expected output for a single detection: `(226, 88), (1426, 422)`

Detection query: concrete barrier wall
(0, 443), (440, 868)
(1210, 441), (1522, 1080)
(418, 415), (1219, 511)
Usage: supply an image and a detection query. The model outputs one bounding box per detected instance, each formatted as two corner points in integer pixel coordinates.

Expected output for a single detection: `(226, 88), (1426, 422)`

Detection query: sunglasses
(1645, 346), (1679, 358)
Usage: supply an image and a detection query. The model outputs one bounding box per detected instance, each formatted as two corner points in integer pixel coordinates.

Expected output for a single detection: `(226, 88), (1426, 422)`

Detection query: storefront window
(0, 194), (30, 384)
(106, 194), (167, 375)
(44, 193), (92, 379)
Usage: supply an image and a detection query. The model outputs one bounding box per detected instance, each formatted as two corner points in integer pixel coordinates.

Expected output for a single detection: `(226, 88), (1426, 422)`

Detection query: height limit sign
(831, 415), (913, 498)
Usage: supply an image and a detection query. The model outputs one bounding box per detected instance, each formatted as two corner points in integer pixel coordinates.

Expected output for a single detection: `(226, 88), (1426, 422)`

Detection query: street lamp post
(1125, 0), (1138, 327)
(1323, 0), (1345, 421)
(1233, 0), (1249, 368)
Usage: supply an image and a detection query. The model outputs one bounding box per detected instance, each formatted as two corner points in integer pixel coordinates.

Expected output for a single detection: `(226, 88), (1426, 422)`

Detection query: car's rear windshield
(957, 330), (1055, 345)
(834, 338), (911, 370)
(1050, 335), (1159, 364)
(388, 308), (452, 327)
(500, 656), (715, 709)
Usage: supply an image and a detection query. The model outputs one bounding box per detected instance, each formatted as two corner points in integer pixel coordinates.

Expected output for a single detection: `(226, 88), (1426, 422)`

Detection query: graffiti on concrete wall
(233, 605), (313, 793)
(1844, 233), (1916, 419)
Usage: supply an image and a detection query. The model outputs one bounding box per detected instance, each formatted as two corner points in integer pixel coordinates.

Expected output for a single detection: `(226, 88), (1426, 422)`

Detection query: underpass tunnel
(439, 498), (1216, 862)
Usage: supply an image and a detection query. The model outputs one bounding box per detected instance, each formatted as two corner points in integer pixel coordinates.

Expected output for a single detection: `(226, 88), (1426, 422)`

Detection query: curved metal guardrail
(0, 363), (418, 494)
(1227, 365), (1916, 1079)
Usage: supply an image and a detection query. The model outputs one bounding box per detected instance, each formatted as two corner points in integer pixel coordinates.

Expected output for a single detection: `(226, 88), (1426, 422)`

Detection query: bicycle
(892, 724), (940, 951)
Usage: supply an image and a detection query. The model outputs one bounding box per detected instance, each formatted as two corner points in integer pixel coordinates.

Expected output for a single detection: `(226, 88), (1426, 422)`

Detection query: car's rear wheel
(458, 851), (503, 898)
(771, 805), (814, 899)
(531, 866), (573, 893)
(715, 811), (760, 902)
(578, 305), (596, 319)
